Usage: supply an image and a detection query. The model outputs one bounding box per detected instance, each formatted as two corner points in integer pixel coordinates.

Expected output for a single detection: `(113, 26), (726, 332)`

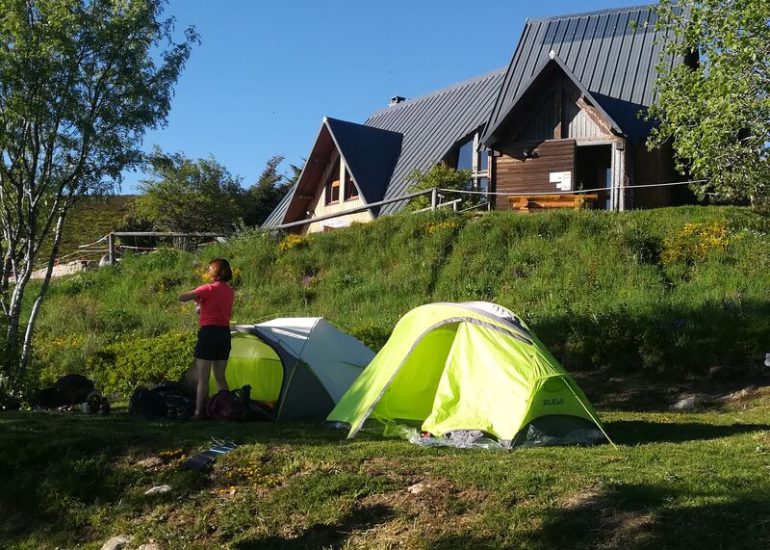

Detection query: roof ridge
(366, 68), (505, 120)
(525, 3), (655, 24)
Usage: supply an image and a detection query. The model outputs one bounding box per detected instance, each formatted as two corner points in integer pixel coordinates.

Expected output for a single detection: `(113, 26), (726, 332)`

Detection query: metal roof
(484, 4), (682, 145)
(325, 117), (402, 211)
(263, 69), (504, 226)
(261, 182), (295, 228)
(261, 117), (402, 228)
(365, 69), (505, 215)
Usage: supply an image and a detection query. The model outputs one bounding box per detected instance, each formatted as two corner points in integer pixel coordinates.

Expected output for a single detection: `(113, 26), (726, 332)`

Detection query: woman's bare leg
(212, 360), (229, 392)
(195, 359), (212, 417)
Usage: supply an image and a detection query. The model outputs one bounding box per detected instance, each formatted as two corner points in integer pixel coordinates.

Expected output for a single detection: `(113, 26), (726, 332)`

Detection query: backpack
(129, 387), (169, 420)
(207, 389), (243, 421)
(129, 381), (193, 420)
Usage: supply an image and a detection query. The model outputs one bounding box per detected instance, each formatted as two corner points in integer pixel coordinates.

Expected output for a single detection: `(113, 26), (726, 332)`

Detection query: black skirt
(194, 326), (231, 361)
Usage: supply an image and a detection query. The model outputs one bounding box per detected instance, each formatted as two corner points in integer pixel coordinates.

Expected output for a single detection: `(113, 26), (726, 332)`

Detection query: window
(457, 140), (474, 170)
(344, 178), (358, 200)
(325, 179), (340, 204)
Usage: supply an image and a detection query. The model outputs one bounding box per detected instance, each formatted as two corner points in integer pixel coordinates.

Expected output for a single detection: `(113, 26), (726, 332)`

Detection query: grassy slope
(52, 195), (136, 261)
(4, 205), (770, 548)
(32, 205), (770, 387)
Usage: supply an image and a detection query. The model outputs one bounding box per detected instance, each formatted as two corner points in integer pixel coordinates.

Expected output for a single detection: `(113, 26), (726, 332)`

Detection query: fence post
(431, 188), (438, 211)
(108, 232), (115, 266)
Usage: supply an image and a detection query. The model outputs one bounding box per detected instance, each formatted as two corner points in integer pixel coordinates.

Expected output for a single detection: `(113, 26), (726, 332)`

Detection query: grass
(29, 205), (770, 393)
(49, 195), (137, 261)
(6, 205), (770, 547)
(2, 382), (770, 549)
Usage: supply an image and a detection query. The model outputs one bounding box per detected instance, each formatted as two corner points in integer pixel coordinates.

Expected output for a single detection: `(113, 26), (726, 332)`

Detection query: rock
(137, 544), (161, 550)
(670, 395), (707, 411)
(407, 482), (426, 494)
(144, 484), (172, 496)
(101, 535), (132, 550)
(721, 386), (757, 402)
(137, 457), (163, 469)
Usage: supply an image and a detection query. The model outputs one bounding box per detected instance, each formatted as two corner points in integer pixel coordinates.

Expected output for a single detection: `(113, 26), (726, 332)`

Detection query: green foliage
(241, 154), (291, 227)
(0, 0), (197, 386)
(651, 1), (770, 203)
(92, 331), (195, 396)
(406, 164), (473, 211)
(135, 148), (244, 233)
(30, 206), (770, 393)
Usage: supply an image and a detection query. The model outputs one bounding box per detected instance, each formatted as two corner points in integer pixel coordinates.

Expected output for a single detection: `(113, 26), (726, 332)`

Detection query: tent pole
(560, 377), (617, 450)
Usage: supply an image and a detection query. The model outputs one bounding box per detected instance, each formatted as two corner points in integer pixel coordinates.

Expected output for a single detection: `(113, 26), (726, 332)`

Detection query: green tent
(327, 302), (612, 447)
(206, 317), (374, 420)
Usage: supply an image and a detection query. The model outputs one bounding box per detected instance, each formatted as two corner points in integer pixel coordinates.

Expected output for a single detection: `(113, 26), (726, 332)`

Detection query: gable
(485, 5), (684, 145)
(492, 61), (615, 153)
(273, 118), (402, 227)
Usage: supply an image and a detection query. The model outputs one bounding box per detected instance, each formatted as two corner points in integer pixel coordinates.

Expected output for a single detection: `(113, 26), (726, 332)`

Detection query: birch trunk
(21, 210), (67, 371)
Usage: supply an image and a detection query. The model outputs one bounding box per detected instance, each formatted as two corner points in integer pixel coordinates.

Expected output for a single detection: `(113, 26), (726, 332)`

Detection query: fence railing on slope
(270, 180), (700, 232)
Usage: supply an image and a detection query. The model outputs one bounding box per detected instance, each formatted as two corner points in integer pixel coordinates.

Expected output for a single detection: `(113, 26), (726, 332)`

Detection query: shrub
(93, 331), (196, 397)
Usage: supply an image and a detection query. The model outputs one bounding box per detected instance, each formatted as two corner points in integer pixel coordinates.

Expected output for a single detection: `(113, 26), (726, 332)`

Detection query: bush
(92, 331), (196, 397)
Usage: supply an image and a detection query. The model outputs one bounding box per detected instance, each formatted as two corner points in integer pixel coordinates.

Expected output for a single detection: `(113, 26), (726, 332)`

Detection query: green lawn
(2, 384), (769, 549)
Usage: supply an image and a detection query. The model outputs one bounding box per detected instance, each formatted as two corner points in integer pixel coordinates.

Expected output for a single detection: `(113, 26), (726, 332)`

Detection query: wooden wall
(492, 140), (576, 209)
(631, 140), (679, 209)
(304, 185), (372, 234)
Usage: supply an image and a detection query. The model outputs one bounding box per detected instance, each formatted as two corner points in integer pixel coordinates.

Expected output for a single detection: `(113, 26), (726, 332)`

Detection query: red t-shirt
(194, 281), (234, 327)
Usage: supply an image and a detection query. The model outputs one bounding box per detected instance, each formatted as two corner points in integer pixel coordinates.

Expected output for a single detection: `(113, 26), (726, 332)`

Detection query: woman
(179, 258), (235, 419)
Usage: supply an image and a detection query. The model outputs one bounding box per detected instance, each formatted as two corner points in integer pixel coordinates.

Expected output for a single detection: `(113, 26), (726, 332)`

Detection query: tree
(650, 0), (770, 204)
(135, 149), (243, 233)
(241, 154), (290, 227)
(0, 0), (196, 391)
(406, 163), (473, 211)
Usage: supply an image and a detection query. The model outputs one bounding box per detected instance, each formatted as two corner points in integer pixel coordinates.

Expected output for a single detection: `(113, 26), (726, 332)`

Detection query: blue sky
(120, 0), (647, 194)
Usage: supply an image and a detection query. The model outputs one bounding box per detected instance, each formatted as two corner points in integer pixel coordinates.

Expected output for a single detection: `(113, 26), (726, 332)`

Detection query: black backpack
(129, 381), (194, 420)
(129, 387), (168, 420)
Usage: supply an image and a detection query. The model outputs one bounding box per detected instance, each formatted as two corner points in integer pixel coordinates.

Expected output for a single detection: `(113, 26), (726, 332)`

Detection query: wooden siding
(631, 140), (678, 209)
(565, 97), (606, 139)
(520, 91), (558, 141)
(492, 140), (576, 210)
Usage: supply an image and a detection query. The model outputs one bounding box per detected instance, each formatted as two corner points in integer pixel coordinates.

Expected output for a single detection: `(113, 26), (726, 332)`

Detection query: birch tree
(0, 0), (196, 392)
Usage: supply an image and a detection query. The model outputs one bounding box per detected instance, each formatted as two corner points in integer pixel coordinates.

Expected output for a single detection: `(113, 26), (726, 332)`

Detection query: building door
(575, 144), (611, 210)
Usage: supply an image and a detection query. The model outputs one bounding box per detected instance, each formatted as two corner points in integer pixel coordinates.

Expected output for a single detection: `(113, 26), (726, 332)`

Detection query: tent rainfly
(211, 317), (374, 420)
(327, 302), (613, 447)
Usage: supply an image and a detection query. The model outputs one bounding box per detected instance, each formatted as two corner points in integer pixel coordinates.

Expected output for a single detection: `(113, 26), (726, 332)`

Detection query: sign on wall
(550, 171), (572, 191)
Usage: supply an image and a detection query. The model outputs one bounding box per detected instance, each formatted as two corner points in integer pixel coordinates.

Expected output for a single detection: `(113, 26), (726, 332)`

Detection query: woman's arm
(179, 290), (198, 302)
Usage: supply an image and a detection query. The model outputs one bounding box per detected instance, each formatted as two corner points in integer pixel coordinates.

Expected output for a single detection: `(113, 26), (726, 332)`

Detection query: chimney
(389, 96), (406, 106)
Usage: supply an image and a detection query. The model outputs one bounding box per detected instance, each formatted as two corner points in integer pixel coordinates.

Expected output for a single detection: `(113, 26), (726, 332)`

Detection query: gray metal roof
(263, 69), (505, 227)
(365, 69), (505, 215)
(325, 117), (402, 210)
(261, 182), (295, 228)
(261, 117), (402, 228)
(484, 4), (682, 145)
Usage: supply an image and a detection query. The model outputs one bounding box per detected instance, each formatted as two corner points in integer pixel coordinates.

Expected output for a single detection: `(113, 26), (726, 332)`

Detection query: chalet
(264, 4), (693, 233)
(483, 4), (695, 212)
(262, 70), (503, 232)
